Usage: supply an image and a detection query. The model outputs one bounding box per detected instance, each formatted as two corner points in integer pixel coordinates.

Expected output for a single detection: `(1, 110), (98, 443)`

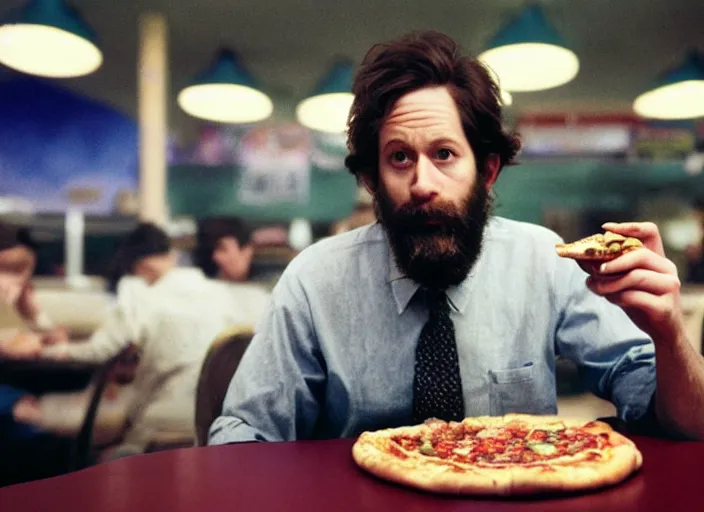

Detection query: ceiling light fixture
(296, 59), (355, 133)
(478, 4), (579, 92)
(0, 0), (102, 78)
(178, 48), (273, 124)
(633, 49), (704, 120)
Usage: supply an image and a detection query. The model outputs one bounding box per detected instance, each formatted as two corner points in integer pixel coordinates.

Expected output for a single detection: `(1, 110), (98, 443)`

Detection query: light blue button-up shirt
(209, 217), (656, 444)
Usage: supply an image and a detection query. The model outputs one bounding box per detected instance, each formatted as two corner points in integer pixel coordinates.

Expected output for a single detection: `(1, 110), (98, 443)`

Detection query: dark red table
(0, 358), (97, 394)
(1, 436), (702, 511)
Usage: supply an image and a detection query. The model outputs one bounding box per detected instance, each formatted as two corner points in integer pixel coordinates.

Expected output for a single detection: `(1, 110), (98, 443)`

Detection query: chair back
(195, 326), (254, 446)
(70, 344), (139, 470)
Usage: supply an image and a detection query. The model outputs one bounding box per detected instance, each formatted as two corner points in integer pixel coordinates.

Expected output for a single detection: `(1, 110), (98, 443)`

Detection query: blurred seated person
(0, 367), (73, 486)
(195, 216), (271, 319)
(0, 223), (66, 341)
(8, 223), (253, 458)
(330, 188), (376, 235)
(0, 224), (71, 486)
(196, 216), (256, 283)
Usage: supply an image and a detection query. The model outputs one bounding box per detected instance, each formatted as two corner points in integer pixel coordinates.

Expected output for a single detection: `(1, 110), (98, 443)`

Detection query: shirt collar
(386, 239), (473, 316)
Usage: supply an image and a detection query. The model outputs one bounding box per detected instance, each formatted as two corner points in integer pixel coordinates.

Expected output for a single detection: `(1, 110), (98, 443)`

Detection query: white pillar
(137, 12), (168, 226)
(65, 207), (89, 289)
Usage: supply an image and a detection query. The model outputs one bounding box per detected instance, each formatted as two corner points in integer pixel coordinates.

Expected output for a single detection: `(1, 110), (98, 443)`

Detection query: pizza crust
(352, 415), (643, 496)
(507, 442), (642, 494)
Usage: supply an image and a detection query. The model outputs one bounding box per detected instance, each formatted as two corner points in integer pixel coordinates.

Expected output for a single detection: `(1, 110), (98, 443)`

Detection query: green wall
(493, 160), (699, 224)
(169, 159), (702, 225)
(168, 164), (358, 222)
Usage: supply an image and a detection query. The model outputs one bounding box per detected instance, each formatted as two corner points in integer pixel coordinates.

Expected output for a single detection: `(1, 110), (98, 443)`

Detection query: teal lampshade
(296, 59), (355, 133)
(633, 49), (704, 120)
(478, 4), (579, 92)
(0, 0), (102, 78)
(177, 48), (273, 124)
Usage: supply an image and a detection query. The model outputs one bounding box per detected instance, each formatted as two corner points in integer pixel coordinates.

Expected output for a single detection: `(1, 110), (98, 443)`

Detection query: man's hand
(584, 222), (683, 341)
(0, 331), (43, 359)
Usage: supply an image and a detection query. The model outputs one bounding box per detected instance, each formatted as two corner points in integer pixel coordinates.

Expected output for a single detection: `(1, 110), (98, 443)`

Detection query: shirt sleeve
(553, 254), (657, 423)
(41, 281), (146, 363)
(26, 310), (55, 332)
(208, 270), (325, 444)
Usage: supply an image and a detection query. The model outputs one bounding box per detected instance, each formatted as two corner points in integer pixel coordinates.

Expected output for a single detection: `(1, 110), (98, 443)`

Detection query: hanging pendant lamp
(0, 0), (102, 78)
(296, 59), (355, 134)
(633, 49), (704, 120)
(478, 4), (579, 92)
(178, 48), (273, 124)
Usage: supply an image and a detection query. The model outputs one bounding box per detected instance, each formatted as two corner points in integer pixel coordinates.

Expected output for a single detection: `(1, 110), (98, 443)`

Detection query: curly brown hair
(345, 30), (521, 187)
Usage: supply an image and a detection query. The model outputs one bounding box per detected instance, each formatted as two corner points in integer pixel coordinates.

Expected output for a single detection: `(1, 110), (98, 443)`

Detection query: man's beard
(376, 175), (492, 290)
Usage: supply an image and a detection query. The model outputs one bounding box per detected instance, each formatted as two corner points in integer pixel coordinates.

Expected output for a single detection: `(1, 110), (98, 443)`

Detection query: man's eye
(392, 151), (408, 163)
(436, 148), (453, 160)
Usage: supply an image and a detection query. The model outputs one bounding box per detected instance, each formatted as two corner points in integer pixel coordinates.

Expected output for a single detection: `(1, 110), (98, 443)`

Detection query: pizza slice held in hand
(555, 232), (643, 261)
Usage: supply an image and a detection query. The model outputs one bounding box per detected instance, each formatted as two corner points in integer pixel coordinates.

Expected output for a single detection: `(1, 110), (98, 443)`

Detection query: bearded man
(209, 31), (704, 444)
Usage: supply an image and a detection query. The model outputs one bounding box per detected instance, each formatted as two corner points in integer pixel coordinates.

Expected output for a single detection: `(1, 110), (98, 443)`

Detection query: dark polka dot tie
(412, 289), (465, 423)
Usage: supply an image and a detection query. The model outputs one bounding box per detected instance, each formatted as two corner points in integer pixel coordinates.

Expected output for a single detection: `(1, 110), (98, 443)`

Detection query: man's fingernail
(600, 264), (607, 273)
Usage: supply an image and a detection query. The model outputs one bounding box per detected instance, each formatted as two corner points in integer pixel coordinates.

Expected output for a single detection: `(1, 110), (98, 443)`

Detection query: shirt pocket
(489, 362), (551, 416)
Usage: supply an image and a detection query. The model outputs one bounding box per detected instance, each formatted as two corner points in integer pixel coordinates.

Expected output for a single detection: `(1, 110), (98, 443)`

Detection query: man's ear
(484, 154), (501, 188)
(359, 173), (377, 197)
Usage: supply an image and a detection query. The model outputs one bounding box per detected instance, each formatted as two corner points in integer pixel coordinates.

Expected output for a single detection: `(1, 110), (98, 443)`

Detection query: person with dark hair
(195, 217), (255, 282)
(105, 222), (173, 292)
(0, 223), (58, 334)
(6, 222), (258, 458)
(194, 215), (271, 330)
(0, 221), (70, 355)
(0, 222), (72, 486)
(210, 31), (704, 445)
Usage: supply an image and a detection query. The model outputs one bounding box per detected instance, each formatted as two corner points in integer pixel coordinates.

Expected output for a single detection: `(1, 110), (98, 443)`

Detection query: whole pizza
(352, 414), (642, 495)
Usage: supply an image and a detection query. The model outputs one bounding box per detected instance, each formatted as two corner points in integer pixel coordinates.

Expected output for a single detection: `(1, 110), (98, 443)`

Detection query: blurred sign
(518, 124), (632, 157)
(237, 124), (311, 205)
(67, 186), (102, 204)
(632, 126), (696, 161)
(310, 131), (348, 171)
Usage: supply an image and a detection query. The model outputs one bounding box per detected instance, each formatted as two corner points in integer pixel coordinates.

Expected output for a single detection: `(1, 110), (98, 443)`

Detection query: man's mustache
(391, 202), (466, 234)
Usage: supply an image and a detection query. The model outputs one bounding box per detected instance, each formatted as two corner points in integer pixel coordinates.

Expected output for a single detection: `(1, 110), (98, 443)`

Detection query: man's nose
(409, 156), (439, 204)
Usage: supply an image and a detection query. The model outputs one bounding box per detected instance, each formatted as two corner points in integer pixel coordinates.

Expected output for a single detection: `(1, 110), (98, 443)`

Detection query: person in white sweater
(194, 215), (272, 323)
(12, 223), (270, 457)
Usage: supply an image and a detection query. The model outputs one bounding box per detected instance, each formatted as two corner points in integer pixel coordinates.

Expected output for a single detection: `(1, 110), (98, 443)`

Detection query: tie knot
(425, 289), (449, 315)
